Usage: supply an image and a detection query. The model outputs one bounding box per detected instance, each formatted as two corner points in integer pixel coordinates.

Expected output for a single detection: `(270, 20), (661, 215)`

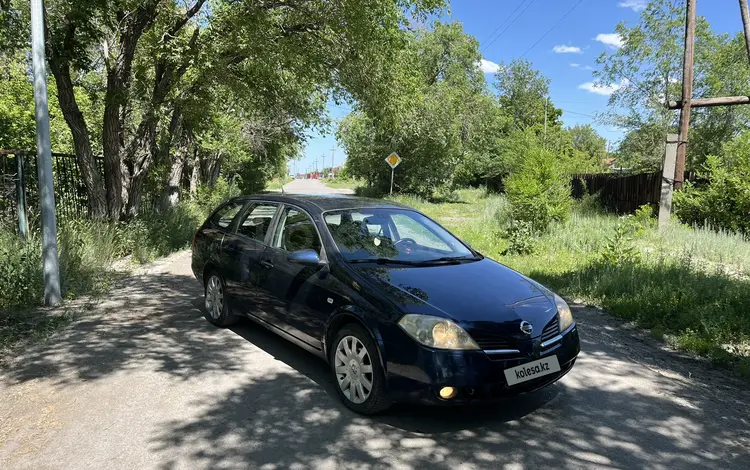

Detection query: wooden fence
(571, 171), (697, 214)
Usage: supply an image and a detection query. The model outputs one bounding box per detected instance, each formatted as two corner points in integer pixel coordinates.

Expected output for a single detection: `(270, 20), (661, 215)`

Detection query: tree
(0, 0), (445, 218)
(338, 21), (491, 195)
(596, 0), (750, 170)
(494, 59), (561, 131)
(615, 123), (665, 171)
(569, 124), (606, 163)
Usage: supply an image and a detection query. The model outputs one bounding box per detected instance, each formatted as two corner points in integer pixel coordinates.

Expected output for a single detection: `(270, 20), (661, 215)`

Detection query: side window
(391, 213), (451, 251)
(210, 202), (244, 229)
(236, 203), (279, 242)
(274, 207), (322, 254)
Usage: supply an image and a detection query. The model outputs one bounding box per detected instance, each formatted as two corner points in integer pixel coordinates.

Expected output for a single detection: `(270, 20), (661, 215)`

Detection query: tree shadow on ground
(1, 259), (748, 469)
(152, 304), (750, 469)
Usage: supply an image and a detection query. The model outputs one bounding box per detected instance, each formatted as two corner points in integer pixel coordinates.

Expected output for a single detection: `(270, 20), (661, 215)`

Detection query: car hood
(353, 258), (558, 340)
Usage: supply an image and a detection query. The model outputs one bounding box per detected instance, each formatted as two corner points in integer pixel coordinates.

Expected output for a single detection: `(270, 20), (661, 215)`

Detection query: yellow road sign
(385, 152), (401, 169)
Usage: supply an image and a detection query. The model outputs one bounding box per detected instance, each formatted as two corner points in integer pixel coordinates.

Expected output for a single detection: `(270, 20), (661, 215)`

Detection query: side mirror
(288, 249), (325, 267)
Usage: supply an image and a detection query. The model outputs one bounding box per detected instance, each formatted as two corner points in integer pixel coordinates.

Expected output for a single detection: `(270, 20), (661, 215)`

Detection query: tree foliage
(597, 0), (750, 171)
(0, 0), (445, 218)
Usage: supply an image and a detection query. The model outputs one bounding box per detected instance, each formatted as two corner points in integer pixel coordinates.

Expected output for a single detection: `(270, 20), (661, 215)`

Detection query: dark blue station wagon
(192, 194), (580, 414)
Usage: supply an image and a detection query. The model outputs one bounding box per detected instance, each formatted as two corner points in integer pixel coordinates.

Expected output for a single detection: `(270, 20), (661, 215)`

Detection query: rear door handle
(259, 260), (274, 269)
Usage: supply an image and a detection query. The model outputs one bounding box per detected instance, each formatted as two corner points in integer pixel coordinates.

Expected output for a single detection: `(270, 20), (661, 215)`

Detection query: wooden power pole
(740, 0), (750, 63)
(674, 0), (696, 191)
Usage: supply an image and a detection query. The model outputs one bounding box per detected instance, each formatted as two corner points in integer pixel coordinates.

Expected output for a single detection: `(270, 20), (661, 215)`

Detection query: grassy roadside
(265, 176), (292, 191)
(321, 177), (362, 190)
(392, 189), (750, 378)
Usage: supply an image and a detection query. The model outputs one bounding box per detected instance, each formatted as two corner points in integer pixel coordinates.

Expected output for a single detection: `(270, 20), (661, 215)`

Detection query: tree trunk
(189, 147), (200, 199)
(160, 150), (185, 210)
(101, 1), (161, 219)
(102, 70), (124, 219)
(46, 28), (107, 218)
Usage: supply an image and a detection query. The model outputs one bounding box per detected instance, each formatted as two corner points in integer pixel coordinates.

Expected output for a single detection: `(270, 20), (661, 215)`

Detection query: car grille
(541, 316), (560, 343)
(471, 332), (515, 351)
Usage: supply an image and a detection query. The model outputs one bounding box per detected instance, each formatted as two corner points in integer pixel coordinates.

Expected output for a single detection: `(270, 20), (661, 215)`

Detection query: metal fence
(571, 171), (698, 214)
(1, 150), (99, 229)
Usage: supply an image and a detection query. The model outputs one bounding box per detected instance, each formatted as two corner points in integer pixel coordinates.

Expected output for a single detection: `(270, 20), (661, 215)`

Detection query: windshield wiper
(348, 258), (424, 266)
(413, 255), (483, 265)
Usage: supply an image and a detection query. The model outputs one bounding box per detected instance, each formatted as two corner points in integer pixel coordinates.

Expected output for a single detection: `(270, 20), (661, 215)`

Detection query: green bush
(504, 147), (572, 234)
(674, 133), (750, 235)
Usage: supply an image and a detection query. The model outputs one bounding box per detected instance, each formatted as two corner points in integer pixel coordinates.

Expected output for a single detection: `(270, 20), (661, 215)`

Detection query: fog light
(439, 386), (458, 400)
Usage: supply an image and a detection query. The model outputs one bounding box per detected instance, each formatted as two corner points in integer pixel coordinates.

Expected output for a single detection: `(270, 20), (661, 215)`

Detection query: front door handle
(259, 260), (274, 269)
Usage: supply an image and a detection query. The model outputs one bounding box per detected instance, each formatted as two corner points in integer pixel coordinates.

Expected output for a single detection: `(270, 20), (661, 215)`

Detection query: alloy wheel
(334, 335), (374, 404)
(205, 275), (223, 319)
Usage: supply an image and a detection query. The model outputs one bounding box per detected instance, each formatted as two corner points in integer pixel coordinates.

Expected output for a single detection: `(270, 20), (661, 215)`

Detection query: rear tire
(204, 273), (239, 327)
(331, 324), (391, 414)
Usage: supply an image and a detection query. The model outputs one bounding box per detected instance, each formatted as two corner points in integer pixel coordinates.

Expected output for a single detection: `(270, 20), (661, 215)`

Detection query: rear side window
(236, 203), (279, 242)
(210, 202), (244, 229)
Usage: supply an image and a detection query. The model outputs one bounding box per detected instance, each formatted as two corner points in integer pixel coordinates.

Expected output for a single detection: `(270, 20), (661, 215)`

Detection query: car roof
(234, 192), (411, 214)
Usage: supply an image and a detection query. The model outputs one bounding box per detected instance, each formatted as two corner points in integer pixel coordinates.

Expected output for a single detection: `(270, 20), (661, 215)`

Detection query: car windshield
(324, 208), (475, 264)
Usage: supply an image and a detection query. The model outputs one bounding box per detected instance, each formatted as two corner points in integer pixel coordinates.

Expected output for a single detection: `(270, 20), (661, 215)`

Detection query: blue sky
(293, 0), (743, 175)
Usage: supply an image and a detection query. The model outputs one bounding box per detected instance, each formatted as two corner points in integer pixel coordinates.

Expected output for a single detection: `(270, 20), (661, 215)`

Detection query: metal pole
(390, 168), (394, 195)
(31, 0), (62, 306)
(739, 0), (750, 64)
(330, 147), (335, 177)
(16, 154), (28, 239)
(675, 0), (696, 191)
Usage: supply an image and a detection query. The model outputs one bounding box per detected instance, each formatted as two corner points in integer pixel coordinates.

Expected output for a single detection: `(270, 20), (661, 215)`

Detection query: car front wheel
(204, 273), (239, 327)
(331, 324), (391, 414)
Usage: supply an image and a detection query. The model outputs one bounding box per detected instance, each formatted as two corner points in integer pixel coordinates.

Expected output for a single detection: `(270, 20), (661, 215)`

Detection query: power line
(520, 0), (586, 58)
(482, 0), (537, 53)
(479, 0), (527, 50)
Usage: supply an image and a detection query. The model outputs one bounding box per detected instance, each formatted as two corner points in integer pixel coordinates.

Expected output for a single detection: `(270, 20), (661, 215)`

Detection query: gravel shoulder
(1, 250), (748, 470)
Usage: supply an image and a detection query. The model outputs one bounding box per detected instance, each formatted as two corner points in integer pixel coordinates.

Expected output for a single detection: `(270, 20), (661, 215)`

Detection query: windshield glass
(324, 208), (474, 263)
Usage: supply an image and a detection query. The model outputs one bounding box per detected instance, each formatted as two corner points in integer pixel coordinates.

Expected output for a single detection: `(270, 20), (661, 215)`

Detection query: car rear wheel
(331, 324), (391, 414)
(204, 273), (239, 327)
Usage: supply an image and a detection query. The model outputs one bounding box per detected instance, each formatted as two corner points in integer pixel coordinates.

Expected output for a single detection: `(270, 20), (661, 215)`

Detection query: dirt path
(1, 250), (749, 469)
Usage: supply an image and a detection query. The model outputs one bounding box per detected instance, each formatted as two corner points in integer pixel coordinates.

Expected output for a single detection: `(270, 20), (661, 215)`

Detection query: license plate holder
(504, 356), (561, 386)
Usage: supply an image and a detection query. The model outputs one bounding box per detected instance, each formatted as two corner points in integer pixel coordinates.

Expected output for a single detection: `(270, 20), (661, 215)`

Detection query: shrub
(504, 147), (572, 234)
(674, 132), (750, 235)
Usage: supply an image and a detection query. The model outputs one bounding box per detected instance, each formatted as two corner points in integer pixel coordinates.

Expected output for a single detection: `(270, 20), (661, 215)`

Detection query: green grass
(265, 176), (292, 191)
(321, 177), (362, 190)
(392, 188), (750, 378)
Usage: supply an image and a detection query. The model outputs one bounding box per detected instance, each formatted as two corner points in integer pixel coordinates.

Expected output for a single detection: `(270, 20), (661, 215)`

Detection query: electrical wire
(479, 0), (527, 50)
(482, 0), (538, 53)
(520, 0), (586, 58)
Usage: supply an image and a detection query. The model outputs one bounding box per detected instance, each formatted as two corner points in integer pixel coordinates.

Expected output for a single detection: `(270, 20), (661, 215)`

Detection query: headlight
(398, 314), (479, 350)
(554, 295), (574, 331)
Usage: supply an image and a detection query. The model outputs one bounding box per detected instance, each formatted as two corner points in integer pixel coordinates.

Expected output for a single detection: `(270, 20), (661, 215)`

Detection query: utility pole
(330, 147), (336, 177)
(674, 0), (696, 190)
(320, 155), (326, 176)
(740, 0), (750, 64)
(31, 0), (62, 306)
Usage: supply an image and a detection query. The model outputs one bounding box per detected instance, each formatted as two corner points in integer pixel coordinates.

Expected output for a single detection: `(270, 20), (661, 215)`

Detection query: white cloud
(478, 58), (500, 74)
(570, 63), (580, 68)
(578, 79), (629, 96)
(596, 33), (625, 49)
(553, 45), (583, 54)
(584, 65), (594, 70)
(617, 0), (648, 12)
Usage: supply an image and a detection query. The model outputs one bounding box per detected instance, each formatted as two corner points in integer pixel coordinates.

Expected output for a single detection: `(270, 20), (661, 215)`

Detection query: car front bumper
(382, 324), (580, 405)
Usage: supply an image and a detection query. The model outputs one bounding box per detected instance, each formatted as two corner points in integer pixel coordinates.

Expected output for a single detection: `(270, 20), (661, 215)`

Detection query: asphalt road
(1, 183), (748, 469)
(282, 178), (356, 194)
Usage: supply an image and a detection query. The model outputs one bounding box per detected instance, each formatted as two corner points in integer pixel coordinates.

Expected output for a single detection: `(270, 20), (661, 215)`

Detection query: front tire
(331, 324), (391, 414)
(204, 273), (239, 327)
